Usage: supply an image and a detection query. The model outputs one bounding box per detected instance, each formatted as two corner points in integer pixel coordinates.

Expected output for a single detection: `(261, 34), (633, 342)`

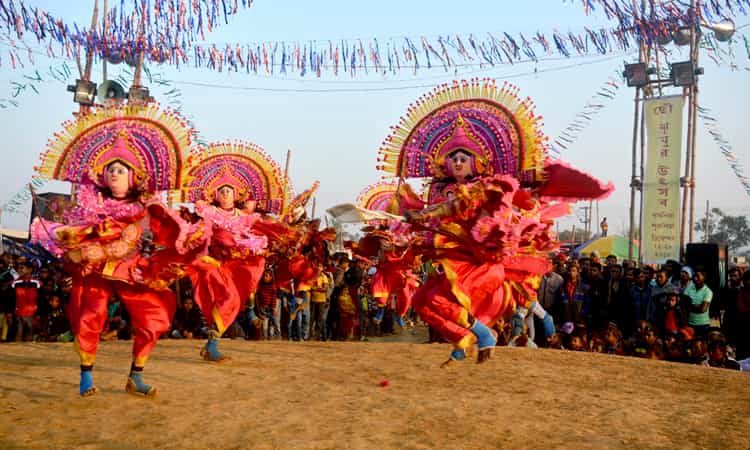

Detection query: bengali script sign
(642, 96), (684, 264)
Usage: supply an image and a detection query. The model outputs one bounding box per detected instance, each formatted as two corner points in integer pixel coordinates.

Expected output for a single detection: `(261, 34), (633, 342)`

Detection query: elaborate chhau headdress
(356, 181), (399, 212)
(377, 78), (548, 183)
(37, 103), (193, 191)
(179, 141), (285, 213)
(281, 181), (319, 224)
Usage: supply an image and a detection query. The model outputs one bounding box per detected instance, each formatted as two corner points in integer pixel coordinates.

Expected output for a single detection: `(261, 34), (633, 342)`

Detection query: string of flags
(696, 104), (750, 198)
(572, 0), (750, 24)
(1, 176), (46, 214)
(550, 69), (623, 156)
(0, 0), (743, 78)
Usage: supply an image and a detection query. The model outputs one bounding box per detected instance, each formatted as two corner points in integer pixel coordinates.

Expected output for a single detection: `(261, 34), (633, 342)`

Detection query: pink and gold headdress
(37, 103), (193, 191)
(377, 78), (548, 183)
(179, 141), (285, 213)
(356, 181), (400, 212)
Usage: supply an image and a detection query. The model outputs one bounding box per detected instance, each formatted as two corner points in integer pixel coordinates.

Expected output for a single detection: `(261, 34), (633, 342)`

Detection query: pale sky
(0, 0), (748, 238)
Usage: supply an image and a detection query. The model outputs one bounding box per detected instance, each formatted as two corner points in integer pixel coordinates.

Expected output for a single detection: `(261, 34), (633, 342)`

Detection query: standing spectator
(309, 263), (332, 341)
(720, 267), (742, 343)
(256, 268), (280, 339)
(685, 268), (713, 339)
(677, 266), (694, 294)
(0, 265), (14, 342)
(535, 265), (563, 344)
(327, 256), (350, 342)
(554, 264), (589, 325)
(600, 217), (608, 237)
(734, 270), (750, 360)
(663, 259), (682, 286)
(624, 269), (652, 338)
(12, 262), (40, 342)
(586, 262), (608, 330)
(648, 269), (672, 323)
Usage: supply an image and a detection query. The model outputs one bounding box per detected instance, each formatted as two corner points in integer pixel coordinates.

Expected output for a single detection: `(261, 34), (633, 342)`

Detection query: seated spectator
(686, 339), (708, 365)
(628, 320), (659, 358)
(101, 295), (130, 341)
(547, 332), (564, 349)
(493, 316), (513, 347)
(564, 324), (587, 351)
(664, 334), (687, 363)
(170, 297), (207, 339)
(706, 335), (740, 370)
(602, 323), (625, 355)
(37, 293), (72, 342)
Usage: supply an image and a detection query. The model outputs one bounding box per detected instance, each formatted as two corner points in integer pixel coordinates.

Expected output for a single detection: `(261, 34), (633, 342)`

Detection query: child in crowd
(686, 339), (708, 365)
(170, 297), (207, 339)
(706, 335), (740, 370)
(657, 288), (685, 335)
(564, 324), (587, 351)
(12, 261), (40, 342)
(37, 293), (72, 342)
(256, 269), (280, 339)
(101, 295), (130, 341)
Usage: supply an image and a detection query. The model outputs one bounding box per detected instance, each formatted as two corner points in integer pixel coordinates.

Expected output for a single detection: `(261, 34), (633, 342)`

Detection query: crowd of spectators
(2, 249), (748, 372)
(518, 252), (750, 371)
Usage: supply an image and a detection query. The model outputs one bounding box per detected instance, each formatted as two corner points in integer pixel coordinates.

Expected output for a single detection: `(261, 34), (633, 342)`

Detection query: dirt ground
(1, 328), (748, 449)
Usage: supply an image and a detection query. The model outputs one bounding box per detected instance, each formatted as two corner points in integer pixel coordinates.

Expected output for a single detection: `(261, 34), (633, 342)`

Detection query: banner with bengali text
(642, 96), (684, 264)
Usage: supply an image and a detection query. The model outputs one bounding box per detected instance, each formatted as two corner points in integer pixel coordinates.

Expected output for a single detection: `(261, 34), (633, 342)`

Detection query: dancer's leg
(118, 283), (176, 396)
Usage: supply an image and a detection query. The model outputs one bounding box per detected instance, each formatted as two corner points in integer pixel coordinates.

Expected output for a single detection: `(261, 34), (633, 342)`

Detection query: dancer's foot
(373, 306), (385, 324)
(476, 329), (498, 364)
(477, 347), (493, 364)
(201, 336), (231, 363)
(440, 348), (466, 368)
(125, 372), (157, 398)
(79, 370), (97, 397)
(470, 319), (497, 351)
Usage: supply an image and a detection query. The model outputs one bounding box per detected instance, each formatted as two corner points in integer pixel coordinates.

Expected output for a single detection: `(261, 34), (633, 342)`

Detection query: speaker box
(685, 242), (727, 293)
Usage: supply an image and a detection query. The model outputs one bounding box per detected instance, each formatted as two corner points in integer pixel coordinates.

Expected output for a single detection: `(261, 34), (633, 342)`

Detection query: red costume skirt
(69, 273), (176, 366)
(189, 255), (266, 335)
(412, 260), (513, 347)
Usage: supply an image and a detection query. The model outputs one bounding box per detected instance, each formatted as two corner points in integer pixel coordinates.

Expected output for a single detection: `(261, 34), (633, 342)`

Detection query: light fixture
(623, 63), (650, 87)
(703, 17), (735, 42)
(670, 61), (703, 87)
(655, 31), (673, 46)
(128, 85), (153, 104)
(672, 26), (693, 46)
(66, 79), (97, 106)
(97, 80), (127, 103)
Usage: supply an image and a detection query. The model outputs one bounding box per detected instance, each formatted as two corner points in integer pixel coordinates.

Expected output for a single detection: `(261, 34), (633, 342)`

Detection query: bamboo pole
(280, 149), (292, 215)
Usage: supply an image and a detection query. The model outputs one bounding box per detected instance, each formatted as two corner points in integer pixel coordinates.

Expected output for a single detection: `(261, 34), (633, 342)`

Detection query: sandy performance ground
(1, 330), (748, 449)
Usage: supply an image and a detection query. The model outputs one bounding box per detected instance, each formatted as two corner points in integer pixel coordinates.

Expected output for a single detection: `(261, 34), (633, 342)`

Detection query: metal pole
(687, 0), (700, 244)
(102, 0), (108, 83)
(679, 7), (695, 258)
(704, 200), (710, 242)
(132, 6), (146, 89)
(629, 86), (641, 263)
(629, 0), (645, 263)
(638, 57), (649, 266)
(0, 208), (4, 255)
(280, 149), (292, 214)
